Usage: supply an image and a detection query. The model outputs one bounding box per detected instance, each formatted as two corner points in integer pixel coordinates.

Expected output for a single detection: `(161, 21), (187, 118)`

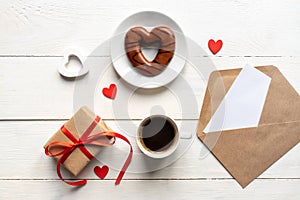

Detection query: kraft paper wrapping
(197, 66), (300, 188)
(44, 106), (112, 176)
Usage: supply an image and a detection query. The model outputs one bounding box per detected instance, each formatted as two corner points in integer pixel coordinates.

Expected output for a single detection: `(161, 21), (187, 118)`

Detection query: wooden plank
(0, 56), (204, 119)
(0, 57), (299, 119)
(1, 1), (299, 198)
(1, 180), (300, 199)
(0, 121), (299, 179)
(0, 1), (299, 56)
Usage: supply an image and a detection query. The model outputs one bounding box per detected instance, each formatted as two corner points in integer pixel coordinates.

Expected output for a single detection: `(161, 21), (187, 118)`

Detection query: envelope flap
(259, 67), (300, 124)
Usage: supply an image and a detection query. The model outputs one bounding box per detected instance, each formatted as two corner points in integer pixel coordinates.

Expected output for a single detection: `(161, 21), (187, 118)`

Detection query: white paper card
(203, 64), (271, 133)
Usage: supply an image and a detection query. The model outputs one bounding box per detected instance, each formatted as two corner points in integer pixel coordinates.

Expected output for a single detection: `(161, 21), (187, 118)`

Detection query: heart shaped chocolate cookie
(125, 26), (175, 77)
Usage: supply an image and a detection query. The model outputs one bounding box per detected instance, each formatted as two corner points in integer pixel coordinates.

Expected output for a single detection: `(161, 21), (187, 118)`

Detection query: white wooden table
(0, 1), (299, 199)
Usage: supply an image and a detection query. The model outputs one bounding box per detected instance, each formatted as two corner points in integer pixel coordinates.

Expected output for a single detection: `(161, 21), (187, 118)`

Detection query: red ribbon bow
(45, 116), (133, 186)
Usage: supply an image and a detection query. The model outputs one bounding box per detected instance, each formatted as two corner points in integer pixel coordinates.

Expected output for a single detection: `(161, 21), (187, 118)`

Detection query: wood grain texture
(0, 0), (299, 198)
(0, 0), (299, 56)
(0, 57), (299, 120)
(1, 180), (300, 200)
(0, 121), (299, 180)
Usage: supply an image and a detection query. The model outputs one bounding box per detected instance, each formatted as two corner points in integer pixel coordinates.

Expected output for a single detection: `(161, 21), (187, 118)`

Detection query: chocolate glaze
(125, 26), (175, 77)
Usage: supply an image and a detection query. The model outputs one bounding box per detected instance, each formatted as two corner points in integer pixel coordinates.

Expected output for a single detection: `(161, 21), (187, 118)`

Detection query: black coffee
(140, 116), (176, 152)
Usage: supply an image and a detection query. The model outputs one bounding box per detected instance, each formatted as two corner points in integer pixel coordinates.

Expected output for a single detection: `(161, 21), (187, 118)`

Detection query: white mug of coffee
(136, 115), (179, 159)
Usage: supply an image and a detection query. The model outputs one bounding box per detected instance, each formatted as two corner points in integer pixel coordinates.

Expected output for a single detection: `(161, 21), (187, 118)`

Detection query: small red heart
(94, 165), (109, 179)
(102, 84), (117, 99)
(208, 39), (223, 54)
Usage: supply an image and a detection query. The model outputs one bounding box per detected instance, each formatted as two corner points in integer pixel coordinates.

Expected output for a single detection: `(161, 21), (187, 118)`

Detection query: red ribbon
(45, 116), (133, 186)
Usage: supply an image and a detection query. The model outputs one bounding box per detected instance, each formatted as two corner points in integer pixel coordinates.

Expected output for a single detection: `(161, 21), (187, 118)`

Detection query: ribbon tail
(115, 145), (133, 185)
(104, 132), (133, 185)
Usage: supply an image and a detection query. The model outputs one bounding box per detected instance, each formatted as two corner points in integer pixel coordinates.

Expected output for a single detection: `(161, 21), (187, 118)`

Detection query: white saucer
(110, 11), (187, 89)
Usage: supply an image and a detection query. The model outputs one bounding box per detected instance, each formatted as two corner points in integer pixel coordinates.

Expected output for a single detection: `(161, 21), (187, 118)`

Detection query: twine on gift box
(45, 116), (133, 186)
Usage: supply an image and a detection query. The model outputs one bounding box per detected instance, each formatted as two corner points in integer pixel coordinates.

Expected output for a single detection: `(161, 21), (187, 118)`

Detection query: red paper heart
(102, 84), (117, 99)
(208, 39), (223, 54)
(94, 165), (109, 179)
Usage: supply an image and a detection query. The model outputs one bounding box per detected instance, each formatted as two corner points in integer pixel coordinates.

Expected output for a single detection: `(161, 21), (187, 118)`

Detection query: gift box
(44, 106), (112, 176)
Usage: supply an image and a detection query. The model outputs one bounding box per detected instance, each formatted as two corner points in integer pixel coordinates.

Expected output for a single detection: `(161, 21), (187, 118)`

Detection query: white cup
(136, 115), (179, 159)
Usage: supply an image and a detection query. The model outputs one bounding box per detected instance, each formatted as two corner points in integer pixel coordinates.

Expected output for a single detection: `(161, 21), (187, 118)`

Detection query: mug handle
(179, 132), (193, 139)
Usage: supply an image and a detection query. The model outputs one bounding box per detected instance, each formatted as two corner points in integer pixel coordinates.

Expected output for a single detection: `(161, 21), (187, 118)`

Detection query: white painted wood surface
(2, 180), (300, 200)
(1, 57), (299, 120)
(0, 0), (299, 199)
(0, 0), (299, 56)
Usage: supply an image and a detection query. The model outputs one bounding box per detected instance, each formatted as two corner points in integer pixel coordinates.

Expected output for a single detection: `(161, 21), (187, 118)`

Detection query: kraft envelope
(197, 65), (300, 188)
